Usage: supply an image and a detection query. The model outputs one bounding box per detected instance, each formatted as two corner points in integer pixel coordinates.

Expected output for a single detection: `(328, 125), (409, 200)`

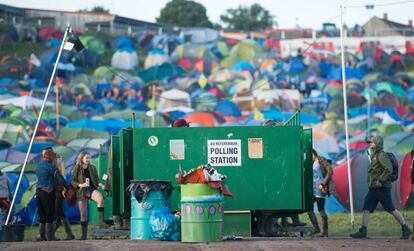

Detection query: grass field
(22, 210), (414, 241)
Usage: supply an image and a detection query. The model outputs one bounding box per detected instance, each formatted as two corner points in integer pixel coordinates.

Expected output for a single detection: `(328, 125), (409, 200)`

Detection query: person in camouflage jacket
(351, 135), (412, 239)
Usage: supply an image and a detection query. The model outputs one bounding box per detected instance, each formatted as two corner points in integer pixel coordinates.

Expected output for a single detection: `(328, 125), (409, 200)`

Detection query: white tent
(111, 49), (139, 71)
(157, 89), (191, 112)
(0, 96), (53, 109)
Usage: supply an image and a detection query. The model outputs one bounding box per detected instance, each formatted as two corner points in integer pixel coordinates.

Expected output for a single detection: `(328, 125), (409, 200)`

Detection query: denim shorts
(362, 187), (395, 213)
(84, 187), (97, 199)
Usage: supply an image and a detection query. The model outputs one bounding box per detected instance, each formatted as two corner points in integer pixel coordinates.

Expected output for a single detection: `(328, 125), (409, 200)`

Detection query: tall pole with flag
(340, 5), (355, 227)
(5, 24), (83, 225)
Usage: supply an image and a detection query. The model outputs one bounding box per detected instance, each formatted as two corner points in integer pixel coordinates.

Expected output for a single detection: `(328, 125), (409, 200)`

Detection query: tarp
(327, 67), (364, 81)
(0, 96), (53, 109)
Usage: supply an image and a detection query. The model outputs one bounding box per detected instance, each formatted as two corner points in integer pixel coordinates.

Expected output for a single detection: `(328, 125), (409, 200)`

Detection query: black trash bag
(127, 180), (174, 203)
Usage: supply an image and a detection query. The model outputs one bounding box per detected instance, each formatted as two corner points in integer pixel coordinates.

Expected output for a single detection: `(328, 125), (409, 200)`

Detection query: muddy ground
(1, 237), (413, 251)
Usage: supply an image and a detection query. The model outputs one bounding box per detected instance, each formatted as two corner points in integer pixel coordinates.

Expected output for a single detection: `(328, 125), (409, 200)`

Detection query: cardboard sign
(207, 140), (241, 166)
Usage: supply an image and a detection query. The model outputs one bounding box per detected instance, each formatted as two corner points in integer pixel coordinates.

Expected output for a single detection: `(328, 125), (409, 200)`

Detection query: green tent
(133, 111), (168, 128)
(58, 127), (109, 142)
(0, 123), (28, 145)
(370, 123), (403, 136)
(79, 35), (105, 54)
(230, 40), (263, 61)
(373, 82), (406, 97)
(137, 63), (185, 83)
(93, 66), (116, 81)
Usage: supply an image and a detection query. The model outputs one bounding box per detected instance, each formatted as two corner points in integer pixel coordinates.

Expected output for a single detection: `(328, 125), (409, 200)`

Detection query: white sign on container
(207, 140), (241, 166)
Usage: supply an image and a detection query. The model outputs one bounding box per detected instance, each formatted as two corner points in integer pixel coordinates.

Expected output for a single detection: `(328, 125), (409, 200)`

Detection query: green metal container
(130, 182), (170, 240)
(181, 184), (223, 243)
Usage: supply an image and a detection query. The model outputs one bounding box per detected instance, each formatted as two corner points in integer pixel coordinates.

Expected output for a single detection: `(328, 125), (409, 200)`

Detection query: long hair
(75, 151), (90, 167)
(42, 148), (57, 165)
(56, 158), (65, 175)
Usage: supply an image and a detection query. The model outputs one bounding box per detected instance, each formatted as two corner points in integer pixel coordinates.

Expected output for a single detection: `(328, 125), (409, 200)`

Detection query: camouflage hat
(367, 135), (384, 146)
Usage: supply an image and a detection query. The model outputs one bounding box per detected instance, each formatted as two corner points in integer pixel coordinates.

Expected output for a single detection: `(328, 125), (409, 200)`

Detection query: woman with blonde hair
(53, 155), (74, 240)
(71, 151), (108, 240)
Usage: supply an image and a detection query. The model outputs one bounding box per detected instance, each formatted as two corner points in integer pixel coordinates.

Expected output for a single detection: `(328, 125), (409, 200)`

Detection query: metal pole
(367, 82), (371, 139)
(151, 85), (156, 128)
(340, 5), (355, 228)
(56, 78), (60, 130)
(5, 24), (71, 225)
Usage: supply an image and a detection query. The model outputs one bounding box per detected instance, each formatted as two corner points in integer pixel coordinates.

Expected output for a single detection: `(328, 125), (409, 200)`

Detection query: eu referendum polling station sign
(207, 140), (241, 166)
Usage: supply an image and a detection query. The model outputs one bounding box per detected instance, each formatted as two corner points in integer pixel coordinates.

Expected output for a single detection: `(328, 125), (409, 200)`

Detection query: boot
(308, 212), (320, 234)
(38, 223), (46, 241)
(80, 221), (88, 240)
(317, 212), (328, 237)
(401, 224), (413, 240)
(350, 226), (367, 239)
(289, 214), (306, 227)
(52, 220), (60, 241)
(62, 218), (75, 240)
(411, 224), (414, 241)
(98, 207), (109, 228)
(45, 222), (56, 241)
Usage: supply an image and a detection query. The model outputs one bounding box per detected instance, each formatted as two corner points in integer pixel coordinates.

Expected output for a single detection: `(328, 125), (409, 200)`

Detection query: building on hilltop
(363, 13), (414, 37)
(0, 3), (171, 35)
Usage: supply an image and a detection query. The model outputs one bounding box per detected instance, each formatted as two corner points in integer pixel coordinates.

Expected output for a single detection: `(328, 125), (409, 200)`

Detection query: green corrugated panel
(120, 128), (134, 217)
(133, 126), (310, 212)
(302, 128), (313, 211)
(111, 135), (121, 216)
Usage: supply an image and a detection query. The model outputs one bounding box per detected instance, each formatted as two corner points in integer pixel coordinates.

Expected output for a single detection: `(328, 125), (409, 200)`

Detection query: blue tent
(288, 57), (306, 74)
(11, 141), (57, 154)
(233, 61), (256, 73)
(327, 67), (364, 81)
(67, 118), (140, 134)
(348, 106), (400, 121)
(114, 36), (134, 49)
(215, 100), (241, 117)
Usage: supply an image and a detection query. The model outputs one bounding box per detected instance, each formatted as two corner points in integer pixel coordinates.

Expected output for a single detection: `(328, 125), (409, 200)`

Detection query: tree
(157, 0), (212, 28)
(79, 6), (110, 13)
(220, 3), (276, 31)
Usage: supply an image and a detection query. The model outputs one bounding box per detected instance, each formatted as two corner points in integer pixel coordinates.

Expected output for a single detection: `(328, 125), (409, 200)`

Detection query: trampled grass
(22, 210), (414, 241)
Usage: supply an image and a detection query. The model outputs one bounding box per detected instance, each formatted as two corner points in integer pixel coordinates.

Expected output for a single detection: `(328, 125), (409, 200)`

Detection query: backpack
(386, 152), (399, 182)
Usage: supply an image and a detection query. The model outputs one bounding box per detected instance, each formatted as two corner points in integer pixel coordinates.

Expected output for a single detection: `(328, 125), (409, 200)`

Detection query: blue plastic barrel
(130, 190), (170, 240)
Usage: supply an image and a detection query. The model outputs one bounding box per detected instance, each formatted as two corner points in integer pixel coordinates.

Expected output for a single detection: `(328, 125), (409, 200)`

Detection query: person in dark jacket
(350, 136), (412, 239)
(36, 147), (65, 241)
(53, 155), (75, 240)
(307, 149), (333, 237)
(71, 151), (108, 240)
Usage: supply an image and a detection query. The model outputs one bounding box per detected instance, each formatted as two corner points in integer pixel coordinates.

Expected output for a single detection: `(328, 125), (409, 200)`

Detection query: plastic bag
(149, 207), (180, 241)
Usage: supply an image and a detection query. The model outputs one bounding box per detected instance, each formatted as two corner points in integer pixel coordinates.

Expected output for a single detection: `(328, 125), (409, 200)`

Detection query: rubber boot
(80, 221), (88, 240)
(411, 223), (414, 241)
(256, 214), (267, 237)
(401, 224), (413, 240)
(290, 214), (306, 227)
(52, 219), (60, 241)
(38, 223), (46, 241)
(98, 207), (109, 228)
(62, 218), (75, 240)
(317, 212), (328, 237)
(264, 215), (276, 237)
(350, 226), (367, 239)
(45, 222), (56, 241)
(308, 212), (320, 234)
